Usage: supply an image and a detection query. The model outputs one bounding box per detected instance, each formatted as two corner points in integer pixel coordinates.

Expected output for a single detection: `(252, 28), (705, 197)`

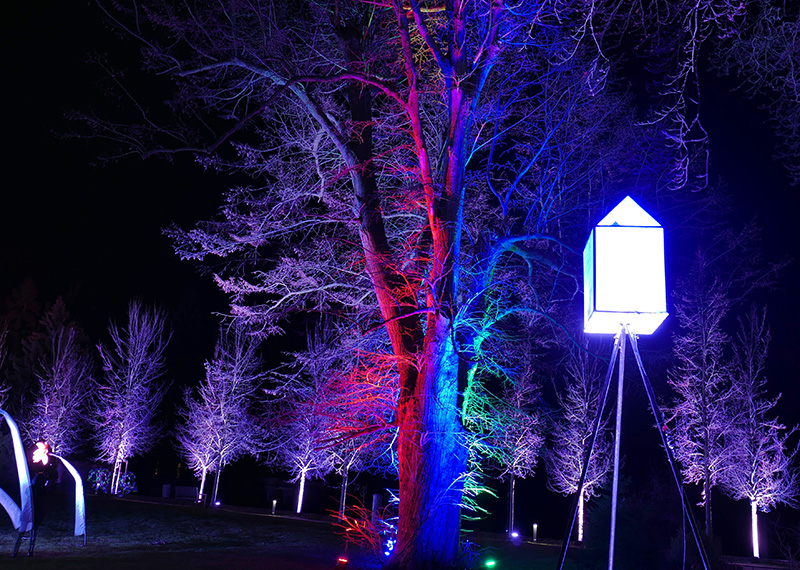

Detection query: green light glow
(485, 560), (497, 568)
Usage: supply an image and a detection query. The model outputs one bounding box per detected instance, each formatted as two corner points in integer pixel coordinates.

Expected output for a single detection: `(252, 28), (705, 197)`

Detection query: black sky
(2, 3), (229, 381)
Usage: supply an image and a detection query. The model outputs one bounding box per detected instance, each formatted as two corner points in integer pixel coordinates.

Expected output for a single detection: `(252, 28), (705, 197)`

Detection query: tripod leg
(627, 330), (711, 570)
(557, 331), (622, 570)
(608, 331), (626, 570)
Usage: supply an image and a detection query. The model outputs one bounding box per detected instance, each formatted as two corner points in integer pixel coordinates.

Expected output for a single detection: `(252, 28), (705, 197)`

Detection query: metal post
(608, 328), (626, 570)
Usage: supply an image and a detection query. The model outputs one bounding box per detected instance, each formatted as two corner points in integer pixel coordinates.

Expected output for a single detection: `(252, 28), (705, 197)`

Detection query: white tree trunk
(211, 469), (221, 505)
(508, 474), (516, 533)
(296, 473), (306, 514)
(578, 491), (585, 542)
(198, 468), (208, 503)
(111, 455), (123, 495)
(751, 500), (760, 558)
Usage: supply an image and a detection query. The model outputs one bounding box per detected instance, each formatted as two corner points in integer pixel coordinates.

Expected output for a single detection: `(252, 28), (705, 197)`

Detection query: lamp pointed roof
(597, 196), (661, 228)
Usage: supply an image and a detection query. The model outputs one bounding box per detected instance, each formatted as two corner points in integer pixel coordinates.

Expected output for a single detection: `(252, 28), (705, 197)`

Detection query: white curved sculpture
(0, 409), (33, 532)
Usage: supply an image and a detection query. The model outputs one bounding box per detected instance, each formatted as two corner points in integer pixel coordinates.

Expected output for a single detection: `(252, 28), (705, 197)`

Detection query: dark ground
(0, 493), (581, 570)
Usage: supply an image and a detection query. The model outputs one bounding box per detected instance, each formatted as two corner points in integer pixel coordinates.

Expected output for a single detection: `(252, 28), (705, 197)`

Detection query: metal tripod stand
(556, 326), (711, 570)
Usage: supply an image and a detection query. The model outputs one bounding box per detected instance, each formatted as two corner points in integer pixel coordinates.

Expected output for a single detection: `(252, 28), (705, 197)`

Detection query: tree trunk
(508, 474), (516, 534)
(211, 468), (221, 505)
(578, 491), (585, 542)
(198, 468), (208, 504)
(338, 469), (349, 518)
(392, 317), (465, 569)
(296, 472), (306, 514)
(751, 500), (760, 558)
(111, 454), (124, 495)
(704, 477), (713, 536)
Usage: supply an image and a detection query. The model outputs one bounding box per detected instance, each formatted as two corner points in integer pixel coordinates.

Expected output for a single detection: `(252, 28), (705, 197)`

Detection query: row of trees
(0, 299), (169, 495)
(668, 223), (798, 557)
(0, 270), (794, 559)
(69, 0), (799, 568)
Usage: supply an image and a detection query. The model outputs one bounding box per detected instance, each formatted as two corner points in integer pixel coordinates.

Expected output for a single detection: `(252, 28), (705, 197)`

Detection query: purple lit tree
(546, 344), (612, 542)
(94, 301), (169, 495)
(494, 369), (545, 535)
(269, 324), (371, 515)
(22, 299), (94, 456)
(273, 380), (336, 514)
(175, 321), (262, 504)
(668, 247), (737, 536)
(721, 306), (798, 558)
(669, 221), (785, 536)
(324, 351), (397, 517)
(80, 1), (745, 565)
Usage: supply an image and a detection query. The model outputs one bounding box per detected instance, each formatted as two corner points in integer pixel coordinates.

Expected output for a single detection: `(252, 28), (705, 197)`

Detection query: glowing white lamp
(584, 196), (667, 335)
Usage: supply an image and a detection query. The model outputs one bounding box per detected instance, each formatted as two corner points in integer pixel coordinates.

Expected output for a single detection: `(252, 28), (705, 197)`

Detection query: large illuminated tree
(94, 301), (169, 495)
(668, 247), (737, 536)
(175, 321), (262, 504)
(78, 1), (745, 566)
(22, 299), (94, 456)
(721, 306), (798, 558)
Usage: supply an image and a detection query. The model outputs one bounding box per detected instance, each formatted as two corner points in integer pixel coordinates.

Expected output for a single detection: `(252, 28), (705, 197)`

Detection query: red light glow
(32, 441), (50, 465)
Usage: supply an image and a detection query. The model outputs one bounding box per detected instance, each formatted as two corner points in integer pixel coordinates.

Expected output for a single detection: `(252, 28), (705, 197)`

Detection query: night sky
(3, 1), (800, 535)
(3, 3), (230, 382)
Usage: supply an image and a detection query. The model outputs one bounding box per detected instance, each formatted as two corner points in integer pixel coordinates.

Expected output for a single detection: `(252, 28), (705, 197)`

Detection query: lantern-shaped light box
(584, 196), (667, 335)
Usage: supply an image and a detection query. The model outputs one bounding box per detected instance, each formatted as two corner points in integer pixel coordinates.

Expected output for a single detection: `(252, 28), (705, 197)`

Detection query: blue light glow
(384, 537), (396, 557)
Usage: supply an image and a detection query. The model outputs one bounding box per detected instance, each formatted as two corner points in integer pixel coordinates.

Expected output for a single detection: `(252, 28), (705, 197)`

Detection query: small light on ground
(214, 501), (221, 506)
(485, 559), (497, 568)
(510, 531), (519, 538)
(336, 556), (349, 568)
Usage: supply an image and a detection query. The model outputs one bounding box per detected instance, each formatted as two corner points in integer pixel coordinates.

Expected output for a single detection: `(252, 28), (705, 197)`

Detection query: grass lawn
(0, 493), (583, 569)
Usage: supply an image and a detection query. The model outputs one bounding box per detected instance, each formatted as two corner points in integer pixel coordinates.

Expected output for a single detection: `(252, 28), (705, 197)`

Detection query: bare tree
(668, 246), (737, 536)
(324, 353), (397, 517)
(546, 344), (612, 542)
(23, 299), (94, 456)
(496, 370), (545, 535)
(275, 387), (336, 514)
(78, 0), (746, 565)
(669, 218), (785, 536)
(269, 325), (369, 515)
(722, 306), (798, 558)
(175, 321), (262, 504)
(94, 300), (169, 495)
(174, 389), (216, 501)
